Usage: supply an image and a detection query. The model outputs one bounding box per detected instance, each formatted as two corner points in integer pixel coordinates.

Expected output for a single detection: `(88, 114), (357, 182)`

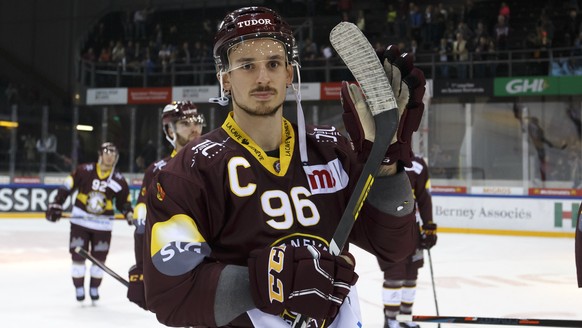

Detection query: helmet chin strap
(209, 73), (230, 106)
(209, 61), (309, 165)
(291, 63), (308, 165)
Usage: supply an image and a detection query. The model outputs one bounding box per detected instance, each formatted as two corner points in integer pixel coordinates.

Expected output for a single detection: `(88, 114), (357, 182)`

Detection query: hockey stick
(74, 246), (129, 287)
(396, 315), (582, 327)
(292, 21), (399, 328)
(63, 213), (124, 220)
(427, 249), (441, 328)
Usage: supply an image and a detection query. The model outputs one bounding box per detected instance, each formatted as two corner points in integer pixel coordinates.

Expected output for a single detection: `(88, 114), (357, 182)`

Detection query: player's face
(223, 39), (293, 117)
(174, 116), (203, 148)
(100, 149), (117, 169)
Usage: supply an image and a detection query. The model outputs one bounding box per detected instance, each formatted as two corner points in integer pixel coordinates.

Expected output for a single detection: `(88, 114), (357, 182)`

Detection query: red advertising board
(128, 87), (172, 104)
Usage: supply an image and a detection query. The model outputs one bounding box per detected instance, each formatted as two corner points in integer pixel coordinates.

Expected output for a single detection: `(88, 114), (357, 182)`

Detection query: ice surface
(0, 218), (579, 328)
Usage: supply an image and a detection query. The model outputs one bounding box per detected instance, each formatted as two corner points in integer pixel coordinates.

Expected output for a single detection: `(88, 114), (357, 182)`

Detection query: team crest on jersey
(190, 138), (228, 167)
(85, 191), (107, 214)
(302, 158), (349, 195)
(156, 183), (166, 201)
(308, 126), (341, 143)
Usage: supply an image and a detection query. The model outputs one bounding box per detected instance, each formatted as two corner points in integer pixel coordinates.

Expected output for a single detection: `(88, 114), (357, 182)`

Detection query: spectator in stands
(564, 9), (581, 47)
(474, 36), (494, 77)
(356, 9), (366, 34)
(409, 3), (423, 45)
(437, 37), (451, 78)
(338, 0), (353, 22)
(386, 4), (397, 36)
(422, 4), (436, 50)
(82, 48), (96, 62)
(397, 0), (410, 40)
(133, 9), (147, 40)
(453, 32), (469, 78)
(498, 2), (510, 23)
(302, 38), (318, 60)
(536, 11), (554, 49)
(98, 47), (111, 63)
(463, 0), (478, 30)
(122, 10), (134, 41)
(111, 41), (126, 64)
(177, 41), (191, 64)
(494, 14), (510, 50)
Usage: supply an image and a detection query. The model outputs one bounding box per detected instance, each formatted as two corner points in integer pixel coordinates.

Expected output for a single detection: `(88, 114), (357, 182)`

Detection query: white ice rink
(0, 218), (580, 328)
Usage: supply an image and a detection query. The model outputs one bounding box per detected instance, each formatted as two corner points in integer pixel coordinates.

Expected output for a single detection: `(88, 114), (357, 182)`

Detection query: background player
(142, 6), (425, 327)
(46, 142), (133, 303)
(127, 101), (205, 309)
(378, 152), (437, 328)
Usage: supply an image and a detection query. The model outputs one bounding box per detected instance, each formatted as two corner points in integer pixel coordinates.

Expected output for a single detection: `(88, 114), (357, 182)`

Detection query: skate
(385, 319), (401, 328)
(75, 287), (85, 302)
(89, 287), (99, 305)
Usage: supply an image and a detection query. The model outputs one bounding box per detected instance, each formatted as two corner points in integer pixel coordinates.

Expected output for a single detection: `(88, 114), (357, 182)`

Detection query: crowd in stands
(79, 0), (582, 83)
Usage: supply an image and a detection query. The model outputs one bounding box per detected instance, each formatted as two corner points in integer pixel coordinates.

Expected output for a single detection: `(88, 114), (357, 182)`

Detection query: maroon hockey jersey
(133, 154), (173, 267)
(143, 114), (416, 327)
(55, 163), (131, 231)
(405, 154), (433, 226)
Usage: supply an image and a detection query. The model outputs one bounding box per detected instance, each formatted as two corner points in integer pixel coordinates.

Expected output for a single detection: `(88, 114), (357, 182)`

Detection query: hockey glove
(248, 245), (358, 320)
(341, 44), (426, 167)
(121, 203), (134, 226)
(46, 203), (63, 222)
(127, 264), (147, 310)
(420, 222), (438, 249)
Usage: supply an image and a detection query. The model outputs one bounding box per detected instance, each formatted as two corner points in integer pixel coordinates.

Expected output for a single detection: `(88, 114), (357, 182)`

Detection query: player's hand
(127, 264), (147, 310)
(248, 245), (358, 320)
(341, 44), (426, 167)
(45, 203), (63, 222)
(121, 203), (134, 226)
(420, 222), (437, 249)
(381, 45), (426, 167)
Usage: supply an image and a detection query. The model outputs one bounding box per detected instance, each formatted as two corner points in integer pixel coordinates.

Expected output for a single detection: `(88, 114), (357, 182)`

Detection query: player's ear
(286, 64), (294, 85)
(220, 72), (231, 92)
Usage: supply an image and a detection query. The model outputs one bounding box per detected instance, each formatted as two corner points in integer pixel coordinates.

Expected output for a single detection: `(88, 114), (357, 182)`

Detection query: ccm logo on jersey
(302, 158), (349, 195)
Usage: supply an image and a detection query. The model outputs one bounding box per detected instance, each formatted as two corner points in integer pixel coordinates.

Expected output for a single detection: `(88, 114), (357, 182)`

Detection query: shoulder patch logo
(156, 183), (166, 201)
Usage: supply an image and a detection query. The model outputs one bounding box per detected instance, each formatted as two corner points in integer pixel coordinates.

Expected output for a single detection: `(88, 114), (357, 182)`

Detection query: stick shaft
(63, 213), (123, 220)
(397, 315), (582, 327)
(74, 246), (129, 287)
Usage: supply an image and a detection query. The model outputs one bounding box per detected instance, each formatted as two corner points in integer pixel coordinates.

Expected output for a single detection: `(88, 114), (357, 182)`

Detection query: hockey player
(143, 6), (426, 327)
(378, 153), (437, 328)
(127, 101), (205, 309)
(576, 202), (582, 287)
(45, 142), (133, 303)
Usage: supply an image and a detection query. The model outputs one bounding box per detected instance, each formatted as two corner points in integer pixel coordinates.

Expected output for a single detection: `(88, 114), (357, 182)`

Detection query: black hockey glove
(420, 222), (438, 249)
(127, 264), (146, 310)
(248, 245), (358, 320)
(46, 203), (63, 222)
(121, 203), (134, 226)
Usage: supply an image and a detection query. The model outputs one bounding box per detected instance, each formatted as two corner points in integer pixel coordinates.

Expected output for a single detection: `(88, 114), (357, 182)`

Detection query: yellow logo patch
(156, 183), (166, 201)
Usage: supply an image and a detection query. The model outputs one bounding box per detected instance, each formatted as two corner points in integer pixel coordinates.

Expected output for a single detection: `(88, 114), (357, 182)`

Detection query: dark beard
(233, 92), (283, 117)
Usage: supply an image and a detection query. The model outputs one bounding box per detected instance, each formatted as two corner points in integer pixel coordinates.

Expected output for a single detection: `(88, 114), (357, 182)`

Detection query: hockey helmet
(213, 6), (299, 73)
(162, 101), (205, 147)
(99, 142), (118, 155)
(162, 101), (205, 127)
